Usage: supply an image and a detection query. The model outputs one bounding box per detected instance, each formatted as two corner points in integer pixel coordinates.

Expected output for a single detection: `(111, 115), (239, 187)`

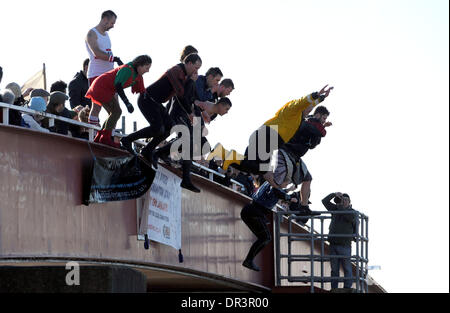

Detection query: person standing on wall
(85, 10), (123, 128)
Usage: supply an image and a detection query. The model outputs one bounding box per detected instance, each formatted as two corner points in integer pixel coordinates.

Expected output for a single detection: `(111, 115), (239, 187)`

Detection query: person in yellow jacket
(207, 85), (333, 176)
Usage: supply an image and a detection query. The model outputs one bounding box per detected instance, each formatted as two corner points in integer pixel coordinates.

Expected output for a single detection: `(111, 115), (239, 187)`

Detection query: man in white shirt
(85, 10), (122, 129)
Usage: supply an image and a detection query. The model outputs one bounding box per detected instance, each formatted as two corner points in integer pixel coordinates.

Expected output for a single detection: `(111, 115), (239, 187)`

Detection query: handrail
(274, 209), (369, 293)
(1, 101), (245, 189)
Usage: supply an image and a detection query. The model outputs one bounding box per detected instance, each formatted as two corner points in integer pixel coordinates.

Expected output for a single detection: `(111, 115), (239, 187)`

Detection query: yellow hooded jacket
(264, 93), (321, 143)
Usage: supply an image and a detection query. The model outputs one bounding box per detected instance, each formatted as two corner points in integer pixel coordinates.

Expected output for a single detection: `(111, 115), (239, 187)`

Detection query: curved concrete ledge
(0, 124), (273, 290)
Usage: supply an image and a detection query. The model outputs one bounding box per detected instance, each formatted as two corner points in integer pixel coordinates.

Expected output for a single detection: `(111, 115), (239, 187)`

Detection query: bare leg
(300, 180), (311, 206)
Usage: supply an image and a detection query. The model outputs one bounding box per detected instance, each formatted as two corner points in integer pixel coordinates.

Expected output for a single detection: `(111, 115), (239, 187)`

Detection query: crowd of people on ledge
(0, 10), (360, 290)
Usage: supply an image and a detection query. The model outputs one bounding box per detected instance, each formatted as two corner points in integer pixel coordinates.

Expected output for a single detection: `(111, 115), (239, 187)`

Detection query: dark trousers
(241, 203), (272, 262)
(234, 125), (285, 175)
(329, 244), (353, 289)
(125, 93), (173, 154)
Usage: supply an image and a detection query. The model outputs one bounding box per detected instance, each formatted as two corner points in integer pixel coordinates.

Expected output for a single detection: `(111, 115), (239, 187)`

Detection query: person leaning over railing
(42, 91), (81, 138)
(1, 83), (31, 126)
(21, 97), (50, 133)
(0, 89), (16, 123)
(322, 192), (359, 291)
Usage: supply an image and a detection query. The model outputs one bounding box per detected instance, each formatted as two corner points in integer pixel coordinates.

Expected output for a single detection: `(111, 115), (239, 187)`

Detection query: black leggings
(232, 125), (285, 175)
(125, 93), (173, 153)
(241, 203), (272, 262)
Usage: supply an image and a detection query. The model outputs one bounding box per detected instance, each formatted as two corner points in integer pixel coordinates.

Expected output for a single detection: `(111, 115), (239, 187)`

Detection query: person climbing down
(85, 55), (152, 148)
(119, 53), (202, 192)
(241, 177), (309, 272)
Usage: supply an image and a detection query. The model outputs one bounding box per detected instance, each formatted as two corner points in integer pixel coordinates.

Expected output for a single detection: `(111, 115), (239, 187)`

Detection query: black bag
(84, 155), (155, 204)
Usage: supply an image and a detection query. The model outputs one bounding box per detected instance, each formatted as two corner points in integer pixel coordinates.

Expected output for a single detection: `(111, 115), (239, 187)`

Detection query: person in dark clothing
(2, 82), (34, 126)
(241, 180), (298, 271)
(195, 67), (223, 102)
(43, 91), (81, 137)
(283, 106), (331, 159)
(68, 59), (92, 109)
(0, 89), (16, 124)
(235, 172), (255, 196)
(322, 192), (359, 290)
(277, 105), (331, 212)
(50, 80), (68, 93)
(153, 69), (203, 193)
(120, 53), (202, 192)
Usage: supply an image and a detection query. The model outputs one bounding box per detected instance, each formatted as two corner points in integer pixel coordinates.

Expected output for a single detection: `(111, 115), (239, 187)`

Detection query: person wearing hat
(0, 89), (16, 125)
(322, 192), (359, 291)
(22, 97), (49, 133)
(3, 83), (33, 126)
(43, 91), (80, 137)
(6, 82), (33, 105)
(30, 89), (51, 103)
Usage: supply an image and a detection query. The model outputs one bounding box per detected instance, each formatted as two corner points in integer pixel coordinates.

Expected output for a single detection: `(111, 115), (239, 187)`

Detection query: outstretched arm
(318, 84), (334, 101)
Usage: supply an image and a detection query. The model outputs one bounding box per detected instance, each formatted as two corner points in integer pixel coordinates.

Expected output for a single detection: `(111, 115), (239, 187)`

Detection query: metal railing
(274, 209), (369, 293)
(0, 101), (245, 191)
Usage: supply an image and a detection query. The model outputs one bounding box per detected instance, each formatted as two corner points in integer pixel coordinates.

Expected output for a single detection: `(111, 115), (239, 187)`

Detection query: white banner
(144, 167), (182, 250)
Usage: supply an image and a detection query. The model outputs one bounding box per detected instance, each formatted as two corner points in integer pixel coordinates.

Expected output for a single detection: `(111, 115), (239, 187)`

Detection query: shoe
(140, 146), (157, 170)
(180, 180), (201, 193)
(151, 150), (160, 170)
(93, 129), (103, 143)
(120, 137), (136, 155)
(206, 143), (227, 161)
(299, 205), (320, 217)
(242, 259), (260, 272)
(223, 150), (245, 171)
(99, 129), (121, 149)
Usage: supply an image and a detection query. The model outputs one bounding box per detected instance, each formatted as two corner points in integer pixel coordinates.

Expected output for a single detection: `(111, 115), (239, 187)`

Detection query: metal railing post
(288, 216), (292, 280)
(355, 212), (360, 293)
(274, 212), (281, 286)
(365, 215), (369, 293)
(2, 107), (9, 124)
(310, 216), (315, 293)
(320, 216), (325, 290)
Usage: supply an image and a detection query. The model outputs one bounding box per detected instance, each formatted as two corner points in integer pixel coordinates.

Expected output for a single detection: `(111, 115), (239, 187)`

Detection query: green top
(114, 62), (137, 87)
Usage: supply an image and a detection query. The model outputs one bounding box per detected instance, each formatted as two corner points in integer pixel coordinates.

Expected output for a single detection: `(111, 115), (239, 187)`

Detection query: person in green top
(85, 55), (152, 148)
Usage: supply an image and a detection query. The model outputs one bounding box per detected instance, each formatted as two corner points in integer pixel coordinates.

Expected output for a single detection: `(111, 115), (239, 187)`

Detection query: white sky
(1, 0), (448, 293)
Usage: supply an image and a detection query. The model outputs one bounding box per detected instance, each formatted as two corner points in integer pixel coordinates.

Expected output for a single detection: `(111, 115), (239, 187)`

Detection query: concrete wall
(0, 125), (272, 288)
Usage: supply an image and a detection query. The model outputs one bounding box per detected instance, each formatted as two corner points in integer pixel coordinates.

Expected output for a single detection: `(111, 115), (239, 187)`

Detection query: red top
(85, 64), (145, 106)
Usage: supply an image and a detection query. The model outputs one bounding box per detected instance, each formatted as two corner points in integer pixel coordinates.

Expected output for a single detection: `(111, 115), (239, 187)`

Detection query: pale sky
(1, 0), (448, 293)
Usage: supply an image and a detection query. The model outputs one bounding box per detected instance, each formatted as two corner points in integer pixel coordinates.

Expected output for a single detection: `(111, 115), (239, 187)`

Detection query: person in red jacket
(85, 54), (152, 148)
